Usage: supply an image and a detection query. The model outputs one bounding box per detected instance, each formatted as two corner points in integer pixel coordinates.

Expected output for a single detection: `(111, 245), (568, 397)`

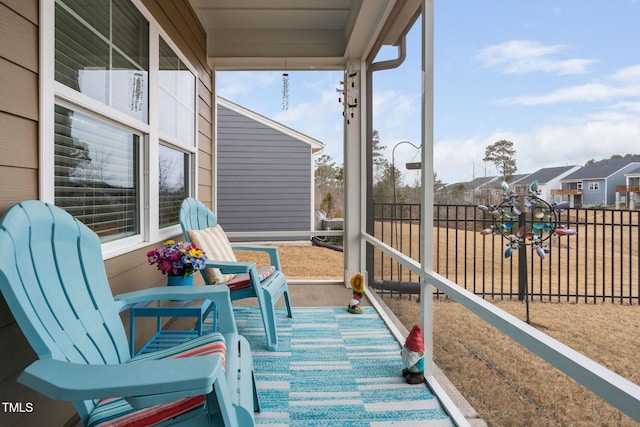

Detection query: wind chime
(337, 61), (358, 124)
(282, 72), (289, 111)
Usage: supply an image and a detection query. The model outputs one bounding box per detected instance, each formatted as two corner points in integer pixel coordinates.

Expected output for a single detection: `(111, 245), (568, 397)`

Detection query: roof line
(217, 97), (325, 152)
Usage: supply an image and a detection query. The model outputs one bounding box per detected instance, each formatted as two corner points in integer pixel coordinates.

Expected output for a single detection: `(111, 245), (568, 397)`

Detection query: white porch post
(343, 60), (366, 286)
(421, 0), (435, 376)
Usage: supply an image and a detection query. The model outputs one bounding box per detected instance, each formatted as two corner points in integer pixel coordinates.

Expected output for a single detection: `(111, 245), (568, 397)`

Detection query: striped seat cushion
(187, 225), (237, 284)
(226, 266), (275, 291)
(87, 333), (226, 427)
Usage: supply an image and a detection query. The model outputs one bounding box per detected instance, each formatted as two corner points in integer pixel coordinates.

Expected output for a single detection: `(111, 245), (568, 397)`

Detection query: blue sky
(217, 1), (640, 185)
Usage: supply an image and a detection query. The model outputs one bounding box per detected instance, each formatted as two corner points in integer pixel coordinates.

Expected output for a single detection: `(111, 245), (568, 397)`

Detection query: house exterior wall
(579, 163), (640, 206)
(537, 166), (582, 201)
(581, 179), (607, 206)
(0, 0), (39, 211)
(217, 104), (313, 240)
(604, 163), (640, 206)
(0, 2), (61, 425)
(0, 1), (213, 425)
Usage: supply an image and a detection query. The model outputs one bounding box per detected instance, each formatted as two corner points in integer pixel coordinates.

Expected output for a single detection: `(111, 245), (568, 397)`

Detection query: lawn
(385, 296), (640, 427)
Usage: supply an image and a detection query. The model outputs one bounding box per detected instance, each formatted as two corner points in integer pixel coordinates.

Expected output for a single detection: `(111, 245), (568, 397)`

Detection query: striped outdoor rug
(232, 306), (454, 427)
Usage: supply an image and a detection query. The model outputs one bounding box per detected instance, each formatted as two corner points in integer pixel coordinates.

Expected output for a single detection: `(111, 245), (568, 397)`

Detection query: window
(51, 0), (197, 247)
(588, 182), (599, 191)
(157, 38), (195, 229)
(159, 38), (195, 145)
(55, 0), (149, 122)
(55, 105), (139, 242)
(159, 145), (188, 228)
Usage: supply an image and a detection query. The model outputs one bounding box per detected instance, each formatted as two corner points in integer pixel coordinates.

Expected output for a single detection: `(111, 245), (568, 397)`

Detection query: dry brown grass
(265, 243), (640, 426)
(235, 244), (344, 280)
(385, 296), (640, 427)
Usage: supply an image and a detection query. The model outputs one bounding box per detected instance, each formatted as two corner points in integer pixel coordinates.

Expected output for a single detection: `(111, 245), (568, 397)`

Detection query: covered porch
(2, 0), (640, 425)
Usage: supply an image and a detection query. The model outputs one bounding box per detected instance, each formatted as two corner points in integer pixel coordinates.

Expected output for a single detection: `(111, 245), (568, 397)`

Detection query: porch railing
(372, 202), (640, 304)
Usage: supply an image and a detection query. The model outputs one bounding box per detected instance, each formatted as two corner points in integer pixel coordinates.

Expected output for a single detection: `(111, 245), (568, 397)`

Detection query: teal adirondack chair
(179, 198), (292, 351)
(0, 200), (260, 427)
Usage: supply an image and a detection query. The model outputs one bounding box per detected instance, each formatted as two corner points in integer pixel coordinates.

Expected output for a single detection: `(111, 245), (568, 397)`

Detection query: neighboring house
(619, 166), (640, 209)
(441, 174), (531, 205)
(552, 158), (640, 207)
(442, 176), (498, 205)
(512, 165), (581, 202)
(216, 98), (324, 241)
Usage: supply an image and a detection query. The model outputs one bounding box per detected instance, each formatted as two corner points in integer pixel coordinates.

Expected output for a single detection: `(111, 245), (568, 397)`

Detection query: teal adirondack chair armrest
(206, 260), (257, 276)
(231, 245), (282, 270)
(18, 356), (222, 408)
(114, 284), (237, 335)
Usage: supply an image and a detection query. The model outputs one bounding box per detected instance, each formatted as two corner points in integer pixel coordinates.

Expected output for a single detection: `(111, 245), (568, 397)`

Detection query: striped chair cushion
(226, 266), (275, 291)
(187, 225), (237, 284)
(87, 333), (226, 427)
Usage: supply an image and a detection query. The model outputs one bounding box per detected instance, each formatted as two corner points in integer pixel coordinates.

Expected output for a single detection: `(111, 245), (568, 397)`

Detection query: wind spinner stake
(477, 180), (576, 323)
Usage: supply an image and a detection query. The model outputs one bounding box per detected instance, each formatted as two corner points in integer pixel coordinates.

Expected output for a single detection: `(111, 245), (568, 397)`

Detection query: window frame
(40, 0), (199, 259)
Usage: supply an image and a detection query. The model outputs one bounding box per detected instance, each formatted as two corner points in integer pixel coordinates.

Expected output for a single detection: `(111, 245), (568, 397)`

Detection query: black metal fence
(371, 203), (640, 304)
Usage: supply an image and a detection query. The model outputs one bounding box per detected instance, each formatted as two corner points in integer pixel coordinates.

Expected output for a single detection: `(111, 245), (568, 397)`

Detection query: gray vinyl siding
(605, 164), (640, 205)
(217, 105), (312, 240)
(581, 179), (607, 206)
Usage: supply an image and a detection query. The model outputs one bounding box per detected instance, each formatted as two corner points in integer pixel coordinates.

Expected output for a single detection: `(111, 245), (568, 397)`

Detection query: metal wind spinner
(478, 180), (576, 260)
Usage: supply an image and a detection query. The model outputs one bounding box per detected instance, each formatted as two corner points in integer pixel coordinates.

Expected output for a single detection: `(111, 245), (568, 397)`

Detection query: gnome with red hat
(401, 325), (425, 384)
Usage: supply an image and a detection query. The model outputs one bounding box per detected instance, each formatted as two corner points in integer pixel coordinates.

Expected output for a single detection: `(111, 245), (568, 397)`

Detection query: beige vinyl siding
(0, 1), (214, 425)
(0, 0), (39, 211)
(0, 1), (75, 425)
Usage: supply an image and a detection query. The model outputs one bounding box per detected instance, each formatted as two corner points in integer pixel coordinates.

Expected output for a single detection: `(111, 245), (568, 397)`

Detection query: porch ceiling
(187, 0), (420, 70)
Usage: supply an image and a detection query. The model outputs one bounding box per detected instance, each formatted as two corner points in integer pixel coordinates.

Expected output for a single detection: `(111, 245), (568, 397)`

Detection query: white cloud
(373, 89), (421, 142)
(495, 64), (640, 105)
(477, 40), (596, 75)
(272, 86), (345, 162)
(216, 71), (279, 98)
(610, 64), (640, 82)
(518, 118), (640, 173)
(434, 111), (640, 184)
(434, 135), (498, 183)
(496, 82), (640, 105)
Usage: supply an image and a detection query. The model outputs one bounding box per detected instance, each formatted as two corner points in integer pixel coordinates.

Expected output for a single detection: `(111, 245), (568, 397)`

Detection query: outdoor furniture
(0, 200), (260, 427)
(129, 299), (216, 356)
(180, 198), (292, 350)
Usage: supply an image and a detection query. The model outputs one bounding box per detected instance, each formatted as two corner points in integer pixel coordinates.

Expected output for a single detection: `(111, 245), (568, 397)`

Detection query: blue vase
(167, 274), (194, 287)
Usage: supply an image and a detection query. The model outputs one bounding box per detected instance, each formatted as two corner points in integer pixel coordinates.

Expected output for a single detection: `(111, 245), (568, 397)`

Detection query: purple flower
(147, 240), (207, 277)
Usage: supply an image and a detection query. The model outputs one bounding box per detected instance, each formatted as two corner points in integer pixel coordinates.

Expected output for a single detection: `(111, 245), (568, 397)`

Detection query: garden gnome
(401, 325), (425, 384)
(347, 273), (365, 314)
